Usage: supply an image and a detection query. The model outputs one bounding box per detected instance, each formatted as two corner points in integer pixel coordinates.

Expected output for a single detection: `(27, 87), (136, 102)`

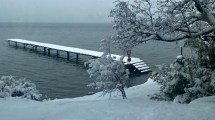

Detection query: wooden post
(180, 46), (183, 55)
(76, 53), (79, 62)
(48, 48), (51, 56)
(44, 47), (46, 55)
(15, 42), (18, 47)
(57, 50), (59, 58)
(67, 52), (70, 60)
(34, 45), (38, 51)
(23, 44), (26, 49)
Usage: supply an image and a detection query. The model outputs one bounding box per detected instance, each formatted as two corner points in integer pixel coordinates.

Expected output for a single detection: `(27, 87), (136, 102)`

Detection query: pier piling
(57, 50), (59, 58)
(76, 53), (79, 62)
(34, 45), (38, 51)
(44, 47), (47, 55)
(67, 52), (70, 61)
(15, 42), (18, 47)
(23, 44), (26, 49)
(48, 48), (51, 56)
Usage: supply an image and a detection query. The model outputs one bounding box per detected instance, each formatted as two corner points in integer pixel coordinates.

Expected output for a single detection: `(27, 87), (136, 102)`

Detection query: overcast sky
(0, 0), (116, 23)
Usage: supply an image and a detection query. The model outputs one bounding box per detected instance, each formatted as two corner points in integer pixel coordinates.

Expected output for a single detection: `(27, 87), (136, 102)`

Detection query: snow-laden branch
(110, 0), (215, 44)
(155, 27), (214, 42)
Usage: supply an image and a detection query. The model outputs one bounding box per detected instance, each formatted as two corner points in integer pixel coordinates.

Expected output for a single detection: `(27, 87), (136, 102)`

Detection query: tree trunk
(209, 32), (215, 70)
(119, 87), (127, 99)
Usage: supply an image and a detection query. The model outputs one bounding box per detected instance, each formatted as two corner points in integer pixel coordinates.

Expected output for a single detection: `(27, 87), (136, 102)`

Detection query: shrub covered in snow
(184, 38), (215, 70)
(0, 76), (42, 100)
(151, 56), (215, 103)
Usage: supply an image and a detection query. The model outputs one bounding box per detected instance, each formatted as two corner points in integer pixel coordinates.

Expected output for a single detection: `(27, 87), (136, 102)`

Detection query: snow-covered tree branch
(110, 0), (215, 44)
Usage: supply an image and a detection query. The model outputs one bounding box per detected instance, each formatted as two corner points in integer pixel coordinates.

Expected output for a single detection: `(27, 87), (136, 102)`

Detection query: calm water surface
(0, 23), (191, 99)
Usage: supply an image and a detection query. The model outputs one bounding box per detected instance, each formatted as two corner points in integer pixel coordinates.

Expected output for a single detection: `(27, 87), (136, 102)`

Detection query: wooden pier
(7, 39), (151, 73)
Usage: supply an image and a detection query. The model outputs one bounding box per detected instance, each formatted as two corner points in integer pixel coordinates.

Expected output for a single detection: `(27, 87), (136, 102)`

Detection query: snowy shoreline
(0, 78), (215, 120)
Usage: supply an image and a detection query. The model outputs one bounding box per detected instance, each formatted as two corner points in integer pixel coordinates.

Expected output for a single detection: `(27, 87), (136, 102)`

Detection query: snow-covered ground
(0, 79), (215, 120)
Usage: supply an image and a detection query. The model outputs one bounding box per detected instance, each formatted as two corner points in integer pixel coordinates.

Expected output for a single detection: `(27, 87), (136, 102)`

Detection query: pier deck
(7, 39), (151, 73)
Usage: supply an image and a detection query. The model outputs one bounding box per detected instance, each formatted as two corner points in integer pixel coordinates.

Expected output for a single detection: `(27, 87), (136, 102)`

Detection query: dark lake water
(0, 23), (192, 99)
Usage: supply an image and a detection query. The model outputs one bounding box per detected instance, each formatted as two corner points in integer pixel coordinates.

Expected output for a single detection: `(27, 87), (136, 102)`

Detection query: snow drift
(0, 79), (214, 120)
